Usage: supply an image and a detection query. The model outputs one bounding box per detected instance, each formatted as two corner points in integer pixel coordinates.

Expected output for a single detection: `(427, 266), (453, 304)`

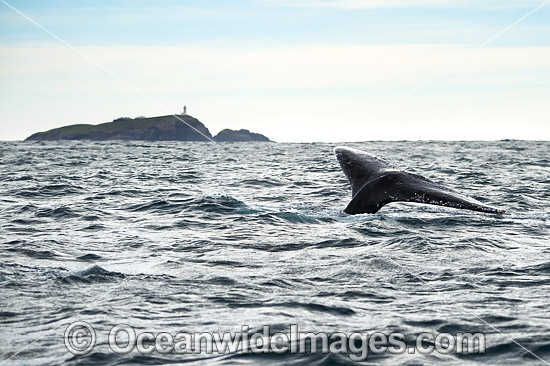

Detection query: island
(214, 129), (271, 142)
(25, 114), (271, 142)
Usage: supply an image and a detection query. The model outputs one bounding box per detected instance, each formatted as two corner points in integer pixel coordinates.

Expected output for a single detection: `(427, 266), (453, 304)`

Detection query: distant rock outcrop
(25, 115), (270, 142)
(213, 129), (271, 142)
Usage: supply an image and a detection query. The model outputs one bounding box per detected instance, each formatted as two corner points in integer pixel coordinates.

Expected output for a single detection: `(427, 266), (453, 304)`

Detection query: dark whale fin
(335, 146), (505, 215)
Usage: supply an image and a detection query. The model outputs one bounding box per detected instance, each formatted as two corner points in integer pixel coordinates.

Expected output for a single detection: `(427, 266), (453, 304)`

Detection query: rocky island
(26, 114), (270, 142)
(214, 129), (271, 142)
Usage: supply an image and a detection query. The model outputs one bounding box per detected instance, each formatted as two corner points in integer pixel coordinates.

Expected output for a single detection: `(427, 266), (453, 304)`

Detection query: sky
(0, 0), (549, 142)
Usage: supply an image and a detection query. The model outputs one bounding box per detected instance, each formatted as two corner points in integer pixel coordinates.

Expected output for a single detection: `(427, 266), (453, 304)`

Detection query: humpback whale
(334, 146), (505, 215)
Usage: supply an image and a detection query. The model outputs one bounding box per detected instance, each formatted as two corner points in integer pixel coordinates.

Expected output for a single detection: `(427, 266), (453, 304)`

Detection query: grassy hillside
(26, 115), (213, 141)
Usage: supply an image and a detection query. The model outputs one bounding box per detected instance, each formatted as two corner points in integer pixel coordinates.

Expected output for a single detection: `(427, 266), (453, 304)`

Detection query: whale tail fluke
(335, 146), (505, 215)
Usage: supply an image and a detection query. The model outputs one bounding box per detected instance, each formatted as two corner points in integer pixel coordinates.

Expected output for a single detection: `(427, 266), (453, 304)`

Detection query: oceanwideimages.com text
(65, 322), (486, 361)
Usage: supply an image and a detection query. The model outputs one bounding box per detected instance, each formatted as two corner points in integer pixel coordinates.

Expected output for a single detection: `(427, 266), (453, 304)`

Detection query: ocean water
(0, 140), (549, 366)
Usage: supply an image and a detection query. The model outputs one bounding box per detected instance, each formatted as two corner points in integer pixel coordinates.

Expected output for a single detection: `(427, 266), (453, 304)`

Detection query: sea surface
(0, 140), (549, 366)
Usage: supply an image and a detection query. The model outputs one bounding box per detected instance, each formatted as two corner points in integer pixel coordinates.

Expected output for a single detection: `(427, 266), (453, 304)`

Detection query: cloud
(264, 0), (546, 9)
(1, 43), (549, 141)
(2, 43), (548, 92)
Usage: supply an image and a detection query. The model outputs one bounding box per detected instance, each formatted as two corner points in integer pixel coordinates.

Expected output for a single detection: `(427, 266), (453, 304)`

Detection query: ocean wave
(58, 265), (124, 285)
(77, 253), (104, 261)
(6, 247), (58, 260)
(35, 206), (79, 219)
(127, 199), (191, 214)
(258, 211), (319, 224)
(241, 178), (285, 187)
(191, 195), (254, 215)
(14, 183), (84, 198)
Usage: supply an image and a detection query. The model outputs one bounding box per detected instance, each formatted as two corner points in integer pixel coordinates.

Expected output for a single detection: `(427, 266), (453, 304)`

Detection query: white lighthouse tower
(182, 105), (187, 115)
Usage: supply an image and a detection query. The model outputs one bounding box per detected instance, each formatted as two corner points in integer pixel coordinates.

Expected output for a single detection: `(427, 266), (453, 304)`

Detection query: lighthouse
(182, 105), (187, 115)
